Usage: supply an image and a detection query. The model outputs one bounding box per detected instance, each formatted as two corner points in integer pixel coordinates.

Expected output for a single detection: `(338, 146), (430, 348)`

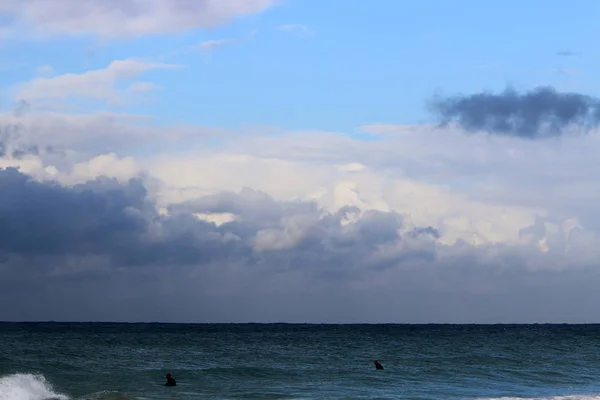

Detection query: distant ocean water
(2, 323), (600, 400)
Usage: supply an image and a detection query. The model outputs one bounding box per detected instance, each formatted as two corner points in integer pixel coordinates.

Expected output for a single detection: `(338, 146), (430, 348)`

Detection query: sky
(0, 0), (600, 323)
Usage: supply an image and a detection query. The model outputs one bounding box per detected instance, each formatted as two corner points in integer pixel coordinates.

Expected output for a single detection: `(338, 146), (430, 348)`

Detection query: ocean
(1, 323), (600, 400)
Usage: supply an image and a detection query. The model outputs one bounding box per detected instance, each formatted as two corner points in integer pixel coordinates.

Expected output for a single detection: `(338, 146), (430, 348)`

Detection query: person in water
(165, 373), (176, 386)
(373, 360), (384, 370)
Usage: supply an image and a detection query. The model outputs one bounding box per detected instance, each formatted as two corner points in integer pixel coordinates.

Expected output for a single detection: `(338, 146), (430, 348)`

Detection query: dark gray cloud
(0, 168), (146, 256)
(0, 168), (256, 269)
(1, 167), (600, 323)
(0, 142), (40, 159)
(0, 167), (443, 320)
(429, 86), (600, 138)
(0, 119), (45, 159)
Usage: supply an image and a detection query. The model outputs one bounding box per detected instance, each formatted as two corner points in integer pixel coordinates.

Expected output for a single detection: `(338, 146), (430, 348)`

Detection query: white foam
(0, 373), (69, 400)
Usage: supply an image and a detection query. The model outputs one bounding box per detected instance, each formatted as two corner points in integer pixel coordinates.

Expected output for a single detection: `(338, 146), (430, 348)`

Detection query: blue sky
(2, 0), (598, 132)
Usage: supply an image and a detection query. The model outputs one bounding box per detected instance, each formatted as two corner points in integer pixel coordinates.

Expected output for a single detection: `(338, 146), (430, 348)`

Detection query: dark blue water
(1, 323), (600, 399)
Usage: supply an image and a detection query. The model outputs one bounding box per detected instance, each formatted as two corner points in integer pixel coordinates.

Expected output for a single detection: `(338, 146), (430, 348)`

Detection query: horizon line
(1, 321), (599, 325)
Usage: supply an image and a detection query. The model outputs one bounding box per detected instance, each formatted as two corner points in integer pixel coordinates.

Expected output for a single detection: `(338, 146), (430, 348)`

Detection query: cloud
(158, 38), (237, 61)
(193, 39), (236, 62)
(199, 39), (235, 52)
(0, 110), (224, 157)
(358, 124), (431, 136)
(15, 59), (180, 106)
(278, 24), (314, 36)
(556, 50), (578, 56)
(0, 168), (149, 257)
(6, 0), (600, 325)
(553, 68), (578, 76)
(4, 107), (600, 322)
(0, 140), (39, 160)
(429, 86), (600, 138)
(0, 0), (276, 39)
(126, 81), (162, 94)
(2, 159), (600, 323)
(35, 64), (55, 76)
(0, 166), (445, 321)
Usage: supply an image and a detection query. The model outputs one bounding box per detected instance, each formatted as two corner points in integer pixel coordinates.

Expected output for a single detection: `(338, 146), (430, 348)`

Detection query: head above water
(166, 373), (172, 379)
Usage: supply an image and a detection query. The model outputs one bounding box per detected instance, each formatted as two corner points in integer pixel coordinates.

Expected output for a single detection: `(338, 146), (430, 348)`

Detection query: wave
(0, 373), (68, 400)
(0, 374), (135, 400)
(3, 372), (599, 400)
(77, 391), (137, 400)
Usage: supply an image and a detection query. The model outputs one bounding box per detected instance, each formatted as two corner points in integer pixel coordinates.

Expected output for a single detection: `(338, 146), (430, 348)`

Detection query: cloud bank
(3, 95), (600, 323)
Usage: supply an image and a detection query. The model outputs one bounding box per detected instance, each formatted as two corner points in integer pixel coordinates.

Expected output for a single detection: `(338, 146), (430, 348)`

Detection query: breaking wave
(0, 374), (135, 400)
(2, 371), (599, 400)
(0, 373), (68, 400)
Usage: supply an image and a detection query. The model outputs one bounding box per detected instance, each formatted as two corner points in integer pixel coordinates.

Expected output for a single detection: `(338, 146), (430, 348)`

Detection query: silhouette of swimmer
(165, 373), (176, 386)
(373, 360), (384, 370)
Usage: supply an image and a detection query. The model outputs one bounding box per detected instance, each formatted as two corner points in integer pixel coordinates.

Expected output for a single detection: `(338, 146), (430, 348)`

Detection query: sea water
(2, 323), (600, 399)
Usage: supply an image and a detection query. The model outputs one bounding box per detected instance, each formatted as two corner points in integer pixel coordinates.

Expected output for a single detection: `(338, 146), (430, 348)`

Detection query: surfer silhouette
(373, 360), (384, 370)
(165, 373), (176, 386)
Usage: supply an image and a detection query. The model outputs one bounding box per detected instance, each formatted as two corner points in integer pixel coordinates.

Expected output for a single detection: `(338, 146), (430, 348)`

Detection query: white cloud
(1, 0), (276, 39)
(142, 123), (600, 256)
(147, 151), (539, 248)
(4, 116), (538, 250)
(336, 162), (366, 173)
(193, 212), (237, 226)
(15, 59), (179, 106)
(192, 39), (237, 63)
(67, 153), (141, 184)
(126, 81), (162, 94)
(35, 64), (55, 76)
(199, 39), (235, 52)
(358, 124), (432, 136)
(3, 111), (594, 255)
(0, 148), (141, 186)
(0, 110), (223, 155)
(278, 24), (314, 36)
